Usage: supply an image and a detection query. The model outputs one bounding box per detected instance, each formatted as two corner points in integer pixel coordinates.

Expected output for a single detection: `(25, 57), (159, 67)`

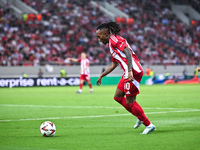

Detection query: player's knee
(126, 100), (132, 105)
(114, 97), (124, 103)
(126, 96), (136, 105)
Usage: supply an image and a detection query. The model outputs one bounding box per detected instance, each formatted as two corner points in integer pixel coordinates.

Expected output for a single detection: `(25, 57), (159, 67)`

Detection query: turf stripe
(0, 104), (198, 110)
(0, 109), (200, 122)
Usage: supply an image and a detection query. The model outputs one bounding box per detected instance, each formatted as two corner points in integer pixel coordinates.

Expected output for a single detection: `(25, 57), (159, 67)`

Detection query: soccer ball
(40, 121), (56, 137)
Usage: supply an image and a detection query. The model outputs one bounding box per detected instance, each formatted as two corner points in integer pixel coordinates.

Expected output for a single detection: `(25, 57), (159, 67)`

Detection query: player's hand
(197, 67), (200, 72)
(128, 71), (134, 82)
(96, 76), (102, 86)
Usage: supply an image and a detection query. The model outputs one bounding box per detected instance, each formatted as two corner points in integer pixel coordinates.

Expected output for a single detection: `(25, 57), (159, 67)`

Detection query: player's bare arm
(123, 47), (134, 82)
(67, 58), (78, 62)
(96, 62), (118, 86)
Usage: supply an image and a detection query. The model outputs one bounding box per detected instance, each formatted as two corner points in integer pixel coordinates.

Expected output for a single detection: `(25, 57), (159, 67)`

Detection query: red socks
(114, 97), (151, 126)
(88, 83), (92, 89)
(79, 83), (92, 91)
(79, 84), (83, 90)
(80, 83), (92, 89)
(128, 101), (151, 126)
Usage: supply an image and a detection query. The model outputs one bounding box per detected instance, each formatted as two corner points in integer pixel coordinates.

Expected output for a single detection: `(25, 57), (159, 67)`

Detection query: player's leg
(114, 82), (155, 134)
(86, 76), (93, 93)
(126, 96), (150, 126)
(124, 95), (142, 128)
(126, 96), (155, 134)
(77, 78), (84, 93)
(114, 88), (133, 113)
(88, 81), (93, 93)
(114, 77), (133, 113)
(126, 72), (155, 134)
(126, 91), (155, 134)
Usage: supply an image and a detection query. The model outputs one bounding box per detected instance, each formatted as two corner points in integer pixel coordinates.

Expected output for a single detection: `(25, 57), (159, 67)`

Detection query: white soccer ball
(40, 121), (56, 137)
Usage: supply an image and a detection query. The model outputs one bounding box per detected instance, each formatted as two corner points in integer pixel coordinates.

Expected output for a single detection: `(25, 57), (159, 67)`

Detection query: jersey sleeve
(78, 58), (81, 62)
(110, 35), (128, 52)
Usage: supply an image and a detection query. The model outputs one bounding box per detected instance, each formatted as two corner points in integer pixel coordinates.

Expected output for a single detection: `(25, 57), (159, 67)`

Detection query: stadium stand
(0, 0), (111, 66)
(0, 0), (199, 66)
(105, 0), (200, 65)
(172, 0), (200, 13)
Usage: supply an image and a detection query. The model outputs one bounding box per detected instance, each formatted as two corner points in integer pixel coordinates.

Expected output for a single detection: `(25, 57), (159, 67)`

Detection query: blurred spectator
(183, 67), (188, 79)
(60, 68), (66, 77)
(150, 69), (155, 76)
(146, 67), (151, 76)
(38, 68), (43, 77)
(165, 72), (170, 77)
(194, 67), (199, 76)
(22, 72), (27, 78)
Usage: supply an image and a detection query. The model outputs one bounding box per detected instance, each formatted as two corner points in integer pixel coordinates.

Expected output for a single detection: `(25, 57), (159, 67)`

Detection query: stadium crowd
(0, 0), (199, 66)
(0, 0), (110, 66)
(106, 0), (200, 65)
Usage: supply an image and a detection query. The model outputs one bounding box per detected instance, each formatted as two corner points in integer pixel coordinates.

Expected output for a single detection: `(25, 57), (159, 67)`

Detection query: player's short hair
(96, 22), (121, 35)
(81, 51), (87, 54)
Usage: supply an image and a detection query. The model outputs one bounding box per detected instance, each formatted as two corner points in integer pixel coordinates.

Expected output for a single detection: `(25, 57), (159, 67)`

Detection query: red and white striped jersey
(78, 58), (90, 75)
(109, 35), (143, 79)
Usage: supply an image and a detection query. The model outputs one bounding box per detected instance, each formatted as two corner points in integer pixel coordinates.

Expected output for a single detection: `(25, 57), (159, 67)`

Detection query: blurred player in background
(96, 22), (155, 134)
(60, 68), (67, 77)
(68, 52), (93, 93)
(38, 68), (43, 78)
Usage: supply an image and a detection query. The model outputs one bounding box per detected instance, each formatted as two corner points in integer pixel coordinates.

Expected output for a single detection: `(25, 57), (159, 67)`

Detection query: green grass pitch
(0, 84), (200, 150)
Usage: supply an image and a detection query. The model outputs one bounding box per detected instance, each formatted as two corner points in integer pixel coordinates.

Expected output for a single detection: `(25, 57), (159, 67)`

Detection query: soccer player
(67, 52), (93, 93)
(96, 22), (156, 134)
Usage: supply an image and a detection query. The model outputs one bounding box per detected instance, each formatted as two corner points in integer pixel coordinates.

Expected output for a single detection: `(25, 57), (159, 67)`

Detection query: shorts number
(125, 82), (130, 90)
(86, 76), (90, 81)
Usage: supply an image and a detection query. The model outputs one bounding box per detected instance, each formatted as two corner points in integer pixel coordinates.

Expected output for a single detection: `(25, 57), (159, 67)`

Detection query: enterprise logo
(0, 77), (80, 88)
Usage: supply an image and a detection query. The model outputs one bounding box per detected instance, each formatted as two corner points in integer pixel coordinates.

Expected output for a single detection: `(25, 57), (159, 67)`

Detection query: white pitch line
(0, 104), (123, 109)
(0, 109), (200, 122)
(0, 104), (198, 110)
